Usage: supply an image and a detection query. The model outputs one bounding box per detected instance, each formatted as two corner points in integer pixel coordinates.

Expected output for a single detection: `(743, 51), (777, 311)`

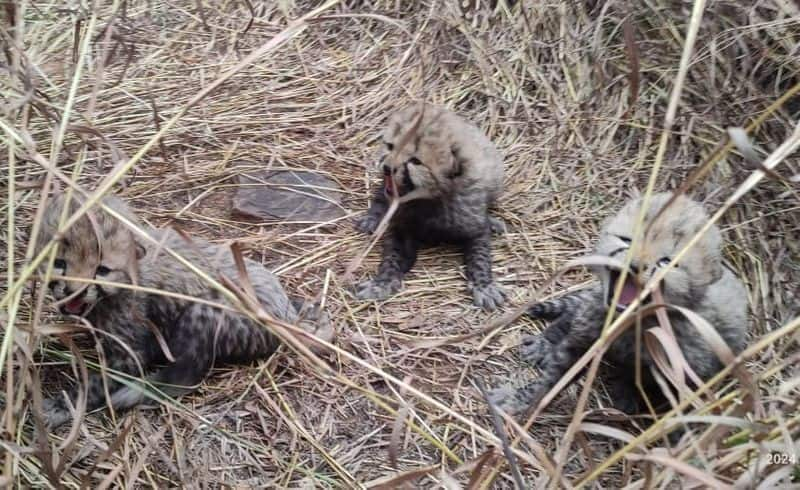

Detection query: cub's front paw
(354, 213), (380, 234)
(355, 278), (401, 301)
(40, 397), (72, 430)
(471, 283), (506, 311)
(486, 385), (528, 417)
(488, 216), (507, 235)
(297, 308), (336, 354)
(519, 334), (550, 367)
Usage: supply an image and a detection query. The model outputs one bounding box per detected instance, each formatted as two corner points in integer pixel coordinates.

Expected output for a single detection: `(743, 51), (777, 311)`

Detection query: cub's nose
(383, 164), (391, 176)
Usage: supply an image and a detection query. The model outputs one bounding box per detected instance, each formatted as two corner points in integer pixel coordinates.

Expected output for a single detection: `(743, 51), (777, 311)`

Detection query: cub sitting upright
(489, 192), (748, 415)
(35, 193), (332, 429)
(354, 103), (506, 310)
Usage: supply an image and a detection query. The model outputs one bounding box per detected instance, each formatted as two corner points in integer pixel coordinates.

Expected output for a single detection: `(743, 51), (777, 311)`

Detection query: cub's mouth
(383, 166), (415, 197)
(60, 296), (89, 316)
(606, 269), (649, 312)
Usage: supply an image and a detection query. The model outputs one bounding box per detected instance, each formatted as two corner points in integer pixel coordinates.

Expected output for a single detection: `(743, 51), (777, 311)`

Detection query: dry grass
(2, 0), (799, 487)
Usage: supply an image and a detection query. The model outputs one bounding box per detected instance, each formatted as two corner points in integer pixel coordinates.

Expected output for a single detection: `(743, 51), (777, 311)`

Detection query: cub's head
(375, 103), (464, 201)
(36, 194), (145, 316)
(593, 192), (723, 311)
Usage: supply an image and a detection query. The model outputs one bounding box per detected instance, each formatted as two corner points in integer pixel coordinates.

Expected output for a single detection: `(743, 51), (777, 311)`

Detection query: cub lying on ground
(36, 193), (332, 428)
(489, 192), (748, 416)
(355, 103), (506, 310)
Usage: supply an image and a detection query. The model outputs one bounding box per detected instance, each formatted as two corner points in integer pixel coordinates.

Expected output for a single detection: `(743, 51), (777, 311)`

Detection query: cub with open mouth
(488, 192), (748, 416)
(34, 193), (333, 429)
(353, 103), (506, 310)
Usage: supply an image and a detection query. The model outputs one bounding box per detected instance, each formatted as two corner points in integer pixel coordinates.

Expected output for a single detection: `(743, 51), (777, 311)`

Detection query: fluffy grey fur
(36, 194), (331, 429)
(354, 103), (506, 310)
(489, 192), (749, 416)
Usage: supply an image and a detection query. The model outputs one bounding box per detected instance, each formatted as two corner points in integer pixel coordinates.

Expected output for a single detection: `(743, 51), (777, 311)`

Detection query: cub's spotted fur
(36, 194), (332, 428)
(489, 192), (748, 415)
(354, 103), (506, 310)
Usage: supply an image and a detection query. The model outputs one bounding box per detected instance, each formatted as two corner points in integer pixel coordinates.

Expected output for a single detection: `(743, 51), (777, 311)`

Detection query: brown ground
(2, 1), (799, 488)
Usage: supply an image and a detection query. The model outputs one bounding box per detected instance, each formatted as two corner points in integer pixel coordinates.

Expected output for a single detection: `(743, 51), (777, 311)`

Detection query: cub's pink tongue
(64, 298), (85, 314)
(618, 277), (639, 306)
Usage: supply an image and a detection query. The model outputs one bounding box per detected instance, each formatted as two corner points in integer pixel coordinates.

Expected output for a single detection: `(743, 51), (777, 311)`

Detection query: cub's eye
(53, 258), (66, 270)
(656, 257), (674, 268)
(616, 236), (631, 245)
(407, 157), (422, 166)
(385, 142), (394, 151)
(96, 265), (112, 276)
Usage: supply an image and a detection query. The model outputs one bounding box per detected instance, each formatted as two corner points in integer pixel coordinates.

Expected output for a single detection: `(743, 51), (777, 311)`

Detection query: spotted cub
(489, 192), (748, 415)
(35, 193), (332, 428)
(354, 103), (506, 310)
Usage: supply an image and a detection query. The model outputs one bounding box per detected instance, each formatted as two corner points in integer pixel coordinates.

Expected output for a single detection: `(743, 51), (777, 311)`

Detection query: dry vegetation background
(1, 0), (799, 488)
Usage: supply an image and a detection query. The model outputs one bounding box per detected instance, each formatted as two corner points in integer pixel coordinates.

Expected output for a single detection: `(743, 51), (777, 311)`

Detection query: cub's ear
(695, 252), (724, 288)
(706, 237), (724, 285)
(135, 241), (147, 260)
(697, 225), (724, 286)
(448, 145), (464, 179)
(708, 258), (724, 284)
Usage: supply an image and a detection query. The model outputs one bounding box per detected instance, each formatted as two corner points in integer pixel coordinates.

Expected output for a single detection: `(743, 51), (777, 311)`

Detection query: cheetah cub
(354, 103), (506, 310)
(35, 194), (332, 429)
(489, 192), (748, 415)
